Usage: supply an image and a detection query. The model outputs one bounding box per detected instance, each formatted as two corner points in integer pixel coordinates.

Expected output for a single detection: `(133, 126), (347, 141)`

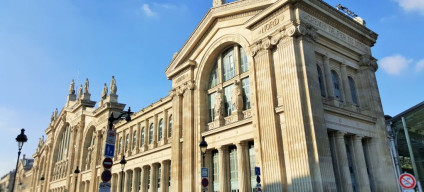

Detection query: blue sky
(0, 0), (423, 176)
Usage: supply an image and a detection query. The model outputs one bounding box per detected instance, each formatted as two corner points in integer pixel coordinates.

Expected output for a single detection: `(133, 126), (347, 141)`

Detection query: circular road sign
(201, 178), (209, 187)
(256, 176), (261, 183)
(101, 170), (112, 182)
(399, 173), (416, 189)
(103, 158), (113, 169)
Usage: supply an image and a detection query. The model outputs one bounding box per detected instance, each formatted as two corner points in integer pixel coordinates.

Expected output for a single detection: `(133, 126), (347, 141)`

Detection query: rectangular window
(224, 85), (233, 116)
(346, 143), (357, 192)
(223, 49), (235, 82)
(209, 92), (216, 122)
(168, 162), (171, 188)
(240, 47), (248, 73)
(129, 172), (133, 192)
(212, 151), (219, 192)
(248, 142), (256, 192)
(241, 77), (251, 110)
(138, 170), (141, 192)
(158, 165), (161, 190)
(147, 168), (151, 192)
(229, 146), (239, 191)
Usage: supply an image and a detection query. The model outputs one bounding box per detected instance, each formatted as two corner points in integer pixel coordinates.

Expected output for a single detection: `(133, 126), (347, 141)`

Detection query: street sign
(104, 144), (115, 157)
(255, 167), (261, 176)
(201, 168), (209, 178)
(256, 176), (261, 184)
(102, 158), (113, 169)
(106, 130), (116, 145)
(99, 182), (111, 192)
(399, 173), (416, 189)
(201, 178), (209, 187)
(101, 170), (112, 182)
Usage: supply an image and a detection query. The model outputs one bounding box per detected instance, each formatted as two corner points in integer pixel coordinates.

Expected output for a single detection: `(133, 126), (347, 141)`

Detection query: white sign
(106, 130), (116, 144)
(99, 182), (111, 192)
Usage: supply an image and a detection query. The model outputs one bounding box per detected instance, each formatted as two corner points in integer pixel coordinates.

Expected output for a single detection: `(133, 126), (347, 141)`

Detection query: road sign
(255, 167), (261, 175)
(201, 178), (209, 187)
(101, 170), (112, 182)
(104, 144), (115, 157)
(201, 168), (209, 178)
(256, 176), (261, 184)
(102, 158), (113, 169)
(99, 182), (111, 192)
(399, 173), (416, 189)
(106, 130), (116, 145)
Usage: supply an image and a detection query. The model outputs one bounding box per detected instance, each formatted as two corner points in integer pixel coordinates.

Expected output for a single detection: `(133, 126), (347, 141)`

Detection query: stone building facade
(26, 0), (398, 191)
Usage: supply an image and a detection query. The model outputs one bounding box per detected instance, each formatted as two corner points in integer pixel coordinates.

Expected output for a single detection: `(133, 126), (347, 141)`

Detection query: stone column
(128, 126), (134, 155)
(236, 142), (249, 192)
(170, 90), (183, 192)
(334, 132), (353, 192)
(153, 115), (158, 148)
(340, 63), (353, 105)
(218, 146), (228, 192)
(141, 166), (149, 192)
(135, 124), (141, 154)
(161, 161), (170, 192)
(323, 55), (335, 100)
(182, 82), (195, 192)
(150, 164), (158, 192)
(143, 120), (149, 151)
(132, 169), (138, 192)
(351, 135), (371, 192)
(163, 110), (168, 145)
(117, 171), (123, 192)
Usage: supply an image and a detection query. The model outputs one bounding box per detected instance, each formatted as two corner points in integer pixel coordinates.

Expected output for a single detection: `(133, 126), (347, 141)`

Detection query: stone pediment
(165, 0), (274, 80)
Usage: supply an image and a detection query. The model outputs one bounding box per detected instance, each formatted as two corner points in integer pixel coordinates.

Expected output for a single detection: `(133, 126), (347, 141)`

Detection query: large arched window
(140, 127), (145, 146)
(149, 123), (154, 144)
(132, 130), (137, 150)
(207, 45), (250, 122)
(168, 115), (172, 138)
(331, 70), (343, 101)
(348, 76), (358, 105)
(317, 65), (326, 97)
(158, 119), (163, 141)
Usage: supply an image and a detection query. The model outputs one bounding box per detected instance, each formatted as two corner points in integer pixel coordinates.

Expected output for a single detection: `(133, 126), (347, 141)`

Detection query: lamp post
(40, 175), (45, 192)
(12, 129), (27, 192)
(74, 166), (80, 192)
(108, 107), (133, 130)
(199, 136), (208, 167)
(120, 155), (127, 192)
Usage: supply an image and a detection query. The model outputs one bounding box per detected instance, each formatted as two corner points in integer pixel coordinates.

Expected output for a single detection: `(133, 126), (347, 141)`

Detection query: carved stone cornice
(360, 54), (378, 72)
(174, 80), (196, 96)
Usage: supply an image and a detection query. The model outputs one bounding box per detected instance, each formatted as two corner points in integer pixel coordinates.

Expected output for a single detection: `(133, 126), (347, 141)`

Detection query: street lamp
(108, 107), (133, 130)
(199, 136), (208, 167)
(74, 166), (80, 192)
(12, 129), (27, 192)
(120, 155), (127, 192)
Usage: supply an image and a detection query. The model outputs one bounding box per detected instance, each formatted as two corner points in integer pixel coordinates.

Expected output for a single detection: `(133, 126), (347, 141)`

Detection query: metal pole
(402, 117), (423, 192)
(121, 170), (124, 192)
(202, 153), (205, 168)
(11, 149), (21, 192)
(74, 176), (78, 192)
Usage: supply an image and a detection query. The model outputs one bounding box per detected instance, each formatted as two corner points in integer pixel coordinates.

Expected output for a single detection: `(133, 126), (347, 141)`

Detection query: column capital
(335, 131), (347, 138)
(353, 134), (364, 141)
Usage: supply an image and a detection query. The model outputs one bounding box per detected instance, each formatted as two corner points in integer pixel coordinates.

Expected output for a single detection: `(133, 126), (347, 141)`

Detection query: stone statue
(50, 112), (55, 122)
(231, 83), (243, 112)
(69, 79), (75, 95)
(110, 76), (117, 94)
(78, 84), (83, 99)
(84, 78), (89, 94)
(86, 147), (92, 170)
(53, 108), (58, 120)
(213, 0), (225, 7)
(101, 83), (108, 99)
(214, 90), (224, 119)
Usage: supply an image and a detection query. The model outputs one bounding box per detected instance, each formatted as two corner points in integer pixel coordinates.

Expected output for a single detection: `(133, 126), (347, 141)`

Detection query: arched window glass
(168, 115), (172, 137)
(158, 119), (163, 141)
(331, 70), (343, 101)
(207, 45), (251, 123)
(222, 48), (235, 82)
(125, 133), (129, 152)
(149, 124), (154, 144)
(132, 131), (137, 150)
(140, 127), (145, 146)
(348, 77), (358, 105)
(118, 137), (122, 154)
(209, 63), (218, 89)
(317, 66), (326, 97)
(240, 47), (248, 73)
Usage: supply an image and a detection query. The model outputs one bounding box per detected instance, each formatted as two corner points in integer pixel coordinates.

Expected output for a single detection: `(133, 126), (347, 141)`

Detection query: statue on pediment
(69, 79), (75, 95)
(231, 82), (243, 112)
(213, 0), (225, 7)
(84, 78), (90, 94)
(214, 90), (224, 119)
(78, 84), (83, 99)
(101, 83), (108, 99)
(110, 76), (117, 94)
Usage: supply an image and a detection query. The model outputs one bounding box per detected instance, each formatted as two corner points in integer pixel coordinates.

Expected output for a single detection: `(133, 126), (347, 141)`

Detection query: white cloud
(380, 54), (412, 75)
(141, 4), (155, 17)
(393, 0), (424, 15)
(415, 59), (424, 72)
